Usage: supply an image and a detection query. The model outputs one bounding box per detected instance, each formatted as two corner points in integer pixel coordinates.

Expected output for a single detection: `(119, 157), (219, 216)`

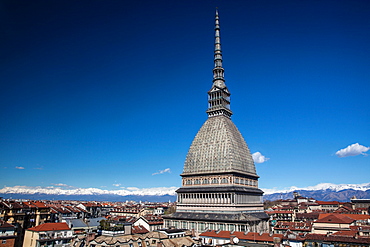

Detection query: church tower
(163, 10), (269, 234)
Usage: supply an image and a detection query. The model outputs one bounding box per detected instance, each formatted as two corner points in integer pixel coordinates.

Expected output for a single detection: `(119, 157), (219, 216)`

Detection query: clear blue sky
(1, 0), (369, 193)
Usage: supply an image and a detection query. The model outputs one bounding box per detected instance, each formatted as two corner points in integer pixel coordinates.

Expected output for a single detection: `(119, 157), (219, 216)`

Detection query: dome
(182, 115), (256, 176)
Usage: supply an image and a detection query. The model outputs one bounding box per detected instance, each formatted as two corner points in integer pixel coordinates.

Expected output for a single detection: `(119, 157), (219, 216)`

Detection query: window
(211, 178), (219, 184)
(182, 221), (187, 229)
(2, 240), (6, 244)
(191, 222), (196, 230)
(203, 179), (209, 184)
(199, 222), (205, 232)
(186, 180), (192, 185)
(229, 224), (235, 231)
(240, 225), (246, 232)
(235, 178), (239, 184)
(221, 178), (229, 184)
(194, 179), (201, 185)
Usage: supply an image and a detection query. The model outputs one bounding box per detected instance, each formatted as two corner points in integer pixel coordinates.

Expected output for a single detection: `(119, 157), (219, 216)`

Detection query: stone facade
(163, 10), (269, 235)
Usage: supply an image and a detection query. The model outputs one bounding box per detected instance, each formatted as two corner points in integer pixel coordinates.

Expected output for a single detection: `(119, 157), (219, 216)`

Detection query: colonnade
(182, 177), (258, 187)
(178, 192), (232, 204)
(164, 219), (269, 234)
(178, 193), (260, 204)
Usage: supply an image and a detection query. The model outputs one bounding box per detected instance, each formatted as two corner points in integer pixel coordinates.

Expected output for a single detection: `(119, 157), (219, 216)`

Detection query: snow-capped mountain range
(262, 183), (370, 202)
(0, 185), (178, 196)
(0, 183), (369, 202)
(262, 182), (370, 195)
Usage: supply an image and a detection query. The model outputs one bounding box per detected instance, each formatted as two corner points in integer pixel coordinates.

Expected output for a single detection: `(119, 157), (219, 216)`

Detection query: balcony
(100, 230), (125, 236)
(37, 239), (72, 247)
(39, 244), (71, 247)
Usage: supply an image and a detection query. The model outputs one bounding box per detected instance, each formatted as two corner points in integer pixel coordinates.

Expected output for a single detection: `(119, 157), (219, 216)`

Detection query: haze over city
(1, 0), (369, 196)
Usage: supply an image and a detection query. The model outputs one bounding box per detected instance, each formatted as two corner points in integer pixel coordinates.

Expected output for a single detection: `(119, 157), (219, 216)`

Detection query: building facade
(22, 222), (73, 247)
(0, 221), (16, 247)
(163, 10), (269, 234)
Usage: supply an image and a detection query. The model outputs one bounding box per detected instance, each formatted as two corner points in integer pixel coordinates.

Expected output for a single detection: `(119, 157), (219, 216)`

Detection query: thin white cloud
(15, 166), (25, 170)
(152, 168), (171, 175)
(335, 143), (369, 158)
(252, 152), (269, 164)
(113, 183), (121, 187)
(50, 183), (75, 189)
(127, 187), (139, 190)
(51, 183), (69, 187)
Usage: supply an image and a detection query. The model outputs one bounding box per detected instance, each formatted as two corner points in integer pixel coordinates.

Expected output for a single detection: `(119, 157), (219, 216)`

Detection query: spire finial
(213, 8), (225, 87)
(206, 9), (233, 118)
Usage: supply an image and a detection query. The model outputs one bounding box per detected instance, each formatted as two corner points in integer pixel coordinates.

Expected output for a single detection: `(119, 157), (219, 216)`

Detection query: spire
(207, 9), (233, 118)
(213, 9), (225, 86)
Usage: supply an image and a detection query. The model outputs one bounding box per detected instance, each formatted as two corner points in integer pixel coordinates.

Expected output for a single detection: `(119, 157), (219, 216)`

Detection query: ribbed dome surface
(183, 115), (256, 176)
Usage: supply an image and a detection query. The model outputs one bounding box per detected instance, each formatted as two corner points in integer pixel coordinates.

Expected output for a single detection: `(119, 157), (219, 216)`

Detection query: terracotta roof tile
(331, 230), (358, 237)
(316, 201), (340, 205)
(318, 213), (370, 222)
(31, 201), (49, 208)
(316, 214), (354, 224)
(0, 220), (15, 229)
(132, 225), (149, 234)
(350, 225), (370, 231)
(28, 222), (70, 232)
(306, 234), (370, 244)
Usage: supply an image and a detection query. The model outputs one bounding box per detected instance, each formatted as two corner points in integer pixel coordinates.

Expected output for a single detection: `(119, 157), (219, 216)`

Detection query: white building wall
(133, 218), (150, 231)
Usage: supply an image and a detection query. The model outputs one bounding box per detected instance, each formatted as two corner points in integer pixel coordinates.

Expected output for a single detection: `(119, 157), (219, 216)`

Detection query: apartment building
(22, 223), (73, 247)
